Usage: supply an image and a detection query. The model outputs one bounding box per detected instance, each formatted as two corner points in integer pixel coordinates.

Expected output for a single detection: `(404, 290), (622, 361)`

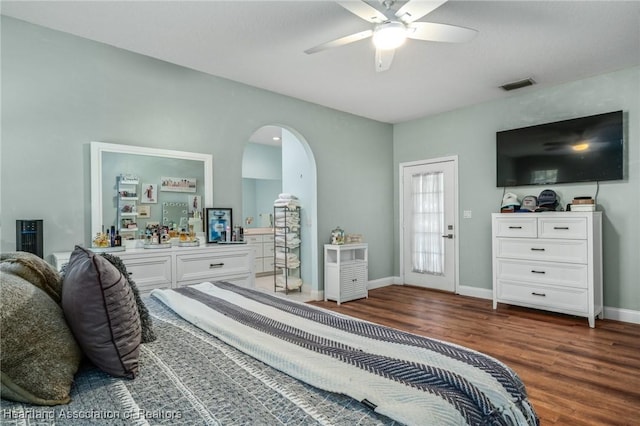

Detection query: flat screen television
(496, 110), (623, 187)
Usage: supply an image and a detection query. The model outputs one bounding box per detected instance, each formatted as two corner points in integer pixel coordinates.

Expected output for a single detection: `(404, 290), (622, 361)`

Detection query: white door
(401, 158), (457, 292)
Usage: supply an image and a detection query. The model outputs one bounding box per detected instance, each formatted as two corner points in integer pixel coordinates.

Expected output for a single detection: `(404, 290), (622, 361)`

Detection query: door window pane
(411, 172), (444, 275)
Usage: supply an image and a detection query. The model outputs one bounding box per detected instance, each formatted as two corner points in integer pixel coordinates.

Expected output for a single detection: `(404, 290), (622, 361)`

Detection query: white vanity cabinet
(245, 231), (275, 275)
(491, 212), (603, 327)
(54, 244), (255, 295)
(324, 243), (368, 305)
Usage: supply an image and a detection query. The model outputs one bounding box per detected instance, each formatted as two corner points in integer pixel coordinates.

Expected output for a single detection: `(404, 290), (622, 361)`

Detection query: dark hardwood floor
(307, 285), (640, 426)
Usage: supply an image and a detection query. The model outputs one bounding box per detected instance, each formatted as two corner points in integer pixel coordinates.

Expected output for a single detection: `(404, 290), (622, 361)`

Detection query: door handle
(441, 234), (454, 239)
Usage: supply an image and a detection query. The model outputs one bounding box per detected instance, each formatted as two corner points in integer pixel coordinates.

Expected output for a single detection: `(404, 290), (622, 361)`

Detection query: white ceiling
(2, 1), (639, 125)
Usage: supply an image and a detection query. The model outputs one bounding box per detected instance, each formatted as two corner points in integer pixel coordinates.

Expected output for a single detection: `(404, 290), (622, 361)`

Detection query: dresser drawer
(495, 258), (588, 289)
(538, 217), (587, 239)
(120, 254), (172, 293)
(176, 250), (252, 283)
(496, 238), (588, 264)
(494, 216), (537, 238)
(496, 280), (588, 314)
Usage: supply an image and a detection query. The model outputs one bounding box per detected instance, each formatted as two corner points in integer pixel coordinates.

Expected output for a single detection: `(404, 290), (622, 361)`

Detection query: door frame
(399, 156), (460, 293)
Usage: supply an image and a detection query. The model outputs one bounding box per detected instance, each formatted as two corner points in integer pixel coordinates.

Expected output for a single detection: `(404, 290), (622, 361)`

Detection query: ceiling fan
(305, 0), (478, 72)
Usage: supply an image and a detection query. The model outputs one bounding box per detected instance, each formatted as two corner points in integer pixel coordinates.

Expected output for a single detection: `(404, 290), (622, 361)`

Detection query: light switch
(463, 210), (472, 219)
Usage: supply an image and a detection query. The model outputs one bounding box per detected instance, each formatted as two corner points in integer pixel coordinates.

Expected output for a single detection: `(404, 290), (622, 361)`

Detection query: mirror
(91, 141), (213, 239)
(242, 127), (282, 228)
(162, 202), (189, 229)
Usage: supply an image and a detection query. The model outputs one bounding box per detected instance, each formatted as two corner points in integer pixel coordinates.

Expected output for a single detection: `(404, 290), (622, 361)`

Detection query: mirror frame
(90, 141), (213, 237)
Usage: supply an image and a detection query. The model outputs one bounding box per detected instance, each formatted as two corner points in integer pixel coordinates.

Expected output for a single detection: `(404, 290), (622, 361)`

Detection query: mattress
(152, 281), (539, 426)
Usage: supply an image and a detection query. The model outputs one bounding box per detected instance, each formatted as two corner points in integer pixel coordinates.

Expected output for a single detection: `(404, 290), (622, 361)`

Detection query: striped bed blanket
(152, 282), (538, 426)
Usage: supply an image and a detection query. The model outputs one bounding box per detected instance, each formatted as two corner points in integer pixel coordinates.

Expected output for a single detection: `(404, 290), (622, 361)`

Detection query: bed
(2, 277), (538, 425)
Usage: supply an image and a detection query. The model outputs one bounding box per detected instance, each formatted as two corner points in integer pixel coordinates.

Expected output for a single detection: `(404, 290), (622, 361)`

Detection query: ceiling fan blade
(305, 29), (373, 54)
(337, 1), (387, 23)
(395, 0), (448, 23)
(407, 22), (477, 43)
(375, 48), (395, 72)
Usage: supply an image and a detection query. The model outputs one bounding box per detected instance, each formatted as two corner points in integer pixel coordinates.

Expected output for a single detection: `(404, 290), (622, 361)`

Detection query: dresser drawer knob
(554, 226), (570, 230)
(531, 270), (546, 274)
(209, 263), (224, 269)
(508, 226), (522, 229)
(531, 292), (546, 297)
(530, 248), (546, 251)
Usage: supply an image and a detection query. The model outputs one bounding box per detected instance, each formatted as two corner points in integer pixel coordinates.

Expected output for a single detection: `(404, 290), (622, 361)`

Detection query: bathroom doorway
(242, 125), (319, 299)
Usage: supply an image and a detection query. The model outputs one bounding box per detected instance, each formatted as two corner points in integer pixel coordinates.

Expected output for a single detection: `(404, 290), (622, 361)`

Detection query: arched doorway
(242, 125), (319, 299)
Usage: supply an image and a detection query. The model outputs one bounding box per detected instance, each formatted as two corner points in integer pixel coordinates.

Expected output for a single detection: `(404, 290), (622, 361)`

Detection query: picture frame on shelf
(206, 208), (233, 243)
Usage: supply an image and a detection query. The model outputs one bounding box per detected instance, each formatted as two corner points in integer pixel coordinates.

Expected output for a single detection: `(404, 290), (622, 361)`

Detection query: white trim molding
(457, 285), (493, 300)
(398, 156), (460, 292)
(90, 141), (213, 238)
(360, 277), (640, 325)
(604, 306), (640, 325)
(368, 277), (396, 290)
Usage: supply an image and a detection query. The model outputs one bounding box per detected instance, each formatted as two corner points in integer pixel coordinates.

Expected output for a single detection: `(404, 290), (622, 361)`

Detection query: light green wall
(394, 67), (640, 310)
(242, 142), (282, 180)
(242, 178), (281, 227)
(2, 17), (637, 311)
(0, 17), (394, 287)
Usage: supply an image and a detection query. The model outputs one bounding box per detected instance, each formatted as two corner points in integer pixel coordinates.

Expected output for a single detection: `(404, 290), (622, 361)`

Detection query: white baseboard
(604, 306), (640, 324)
(369, 278), (494, 300)
(368, 277), (396, 289)
(456, 285), (493, 300)
(310, 289), (324, 301)
(365, 278), (640, 325)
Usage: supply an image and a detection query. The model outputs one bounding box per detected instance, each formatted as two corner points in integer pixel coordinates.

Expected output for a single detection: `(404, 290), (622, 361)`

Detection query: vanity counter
(244, 227), (274, 236)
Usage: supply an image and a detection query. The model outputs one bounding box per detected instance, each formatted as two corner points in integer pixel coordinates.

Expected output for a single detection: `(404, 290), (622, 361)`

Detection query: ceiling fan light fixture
(372, 21), (407, 50)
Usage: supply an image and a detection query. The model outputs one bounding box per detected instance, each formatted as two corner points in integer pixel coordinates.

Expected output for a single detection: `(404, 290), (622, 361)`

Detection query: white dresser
(53, 244), (255, 294)
(324, 243), (368, 305)
(491, 212), (603, 327)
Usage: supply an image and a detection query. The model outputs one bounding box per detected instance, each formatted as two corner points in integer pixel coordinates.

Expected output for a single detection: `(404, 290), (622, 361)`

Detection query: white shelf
(324, 243), (368, 305)
(273, 205), (301, 294)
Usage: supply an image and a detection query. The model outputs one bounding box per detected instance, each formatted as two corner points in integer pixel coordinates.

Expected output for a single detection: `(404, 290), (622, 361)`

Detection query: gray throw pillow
(0, 251), (62, 303)
(62, 246), (141, 379)
(0, 272), (82, 405)
(101, 253), (156, 343)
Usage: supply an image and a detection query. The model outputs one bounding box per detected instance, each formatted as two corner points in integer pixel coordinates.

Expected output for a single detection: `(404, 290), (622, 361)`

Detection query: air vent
(500, 78), (536, 91)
